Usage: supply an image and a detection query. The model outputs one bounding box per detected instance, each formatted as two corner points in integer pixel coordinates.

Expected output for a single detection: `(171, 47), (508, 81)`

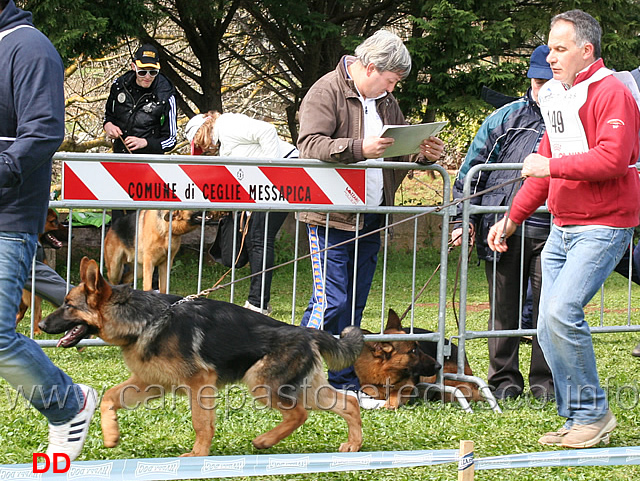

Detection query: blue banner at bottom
(0, 449), (458, 480)
(4, 445), (640, 480)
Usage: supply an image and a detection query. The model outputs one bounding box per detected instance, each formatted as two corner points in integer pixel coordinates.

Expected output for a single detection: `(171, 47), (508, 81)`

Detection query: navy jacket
(0, 1), (64, 234)
(453, 88), (550, 261)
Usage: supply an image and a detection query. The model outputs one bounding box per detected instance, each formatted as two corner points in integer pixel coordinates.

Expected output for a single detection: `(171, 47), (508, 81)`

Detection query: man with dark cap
(103, 42), (178, 247)
(451, 45), (555, 401)
(104, 43), (177, 154)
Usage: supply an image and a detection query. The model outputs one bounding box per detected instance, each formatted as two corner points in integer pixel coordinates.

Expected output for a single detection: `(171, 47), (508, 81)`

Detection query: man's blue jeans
(538, 225), (632, 425)
(0, 232), (82, 424)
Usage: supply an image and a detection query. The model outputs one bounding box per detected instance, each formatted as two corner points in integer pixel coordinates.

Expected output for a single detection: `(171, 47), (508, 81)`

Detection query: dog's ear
(79, 256), (92, 280)
(385, 309), (402, 331)
(370, 342), (394, 360)
(81, 257), (111, 298)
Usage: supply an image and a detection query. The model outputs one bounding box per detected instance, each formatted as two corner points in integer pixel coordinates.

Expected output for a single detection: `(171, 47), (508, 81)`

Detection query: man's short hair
(354, 30), (411, 79)
(551, 9), (602, 59)
(0, 0), (9, 10)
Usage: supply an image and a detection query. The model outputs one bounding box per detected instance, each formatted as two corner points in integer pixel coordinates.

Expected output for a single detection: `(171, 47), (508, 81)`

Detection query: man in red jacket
(488, 10), (640, 448)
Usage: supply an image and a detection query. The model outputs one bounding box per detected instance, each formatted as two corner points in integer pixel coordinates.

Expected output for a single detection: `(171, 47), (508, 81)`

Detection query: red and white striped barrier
(62, 161), (366, 206)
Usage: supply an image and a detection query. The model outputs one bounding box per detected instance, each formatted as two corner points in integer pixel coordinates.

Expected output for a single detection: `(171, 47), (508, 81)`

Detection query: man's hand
(104, 121), (122, 140)
(419, 136), (445, 163)
(451, 225), (475, 247)
(363, 136), (395, 158)
(522, 153), (551, 178)
(123, 136), (148, 152)
(487, 217), (518, 252)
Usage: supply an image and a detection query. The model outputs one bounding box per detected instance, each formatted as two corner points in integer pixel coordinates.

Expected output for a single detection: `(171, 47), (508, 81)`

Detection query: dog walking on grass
(40, 257), (364, 455)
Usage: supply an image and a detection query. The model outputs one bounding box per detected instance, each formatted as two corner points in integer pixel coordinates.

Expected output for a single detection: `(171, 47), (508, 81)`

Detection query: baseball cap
(527, 45), (552, 80)
(134, 44), (160, 69)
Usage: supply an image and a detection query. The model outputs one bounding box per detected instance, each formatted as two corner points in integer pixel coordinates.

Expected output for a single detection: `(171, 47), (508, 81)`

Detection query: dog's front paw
(384, 400), (399, 409)
(252, 434), (276, 450)
(103, 433), (120, 448)
(338, 441), (361, 452)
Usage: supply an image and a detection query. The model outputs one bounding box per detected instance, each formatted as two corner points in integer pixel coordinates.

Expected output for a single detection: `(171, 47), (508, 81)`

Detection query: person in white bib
(451, 46), (554, 402)
(487, 9), (640, 448)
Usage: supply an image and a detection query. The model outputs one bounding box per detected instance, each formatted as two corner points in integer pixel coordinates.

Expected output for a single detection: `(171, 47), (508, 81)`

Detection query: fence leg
(457, 439), (474, 481)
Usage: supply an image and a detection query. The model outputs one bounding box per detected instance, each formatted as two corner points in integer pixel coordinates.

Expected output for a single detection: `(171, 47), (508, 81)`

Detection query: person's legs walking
(538, 226), (631, 447)
(0, 232), (95, 459)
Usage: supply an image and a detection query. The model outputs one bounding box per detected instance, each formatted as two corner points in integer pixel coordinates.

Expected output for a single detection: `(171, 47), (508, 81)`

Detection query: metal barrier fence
(30, 156), (640, 407)
(25, 151), (495, 409)
(13, 154), (640, 479)
(454, 163), (640, 391)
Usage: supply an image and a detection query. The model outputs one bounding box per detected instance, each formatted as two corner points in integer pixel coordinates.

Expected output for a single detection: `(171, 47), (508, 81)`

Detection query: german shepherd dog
(40, 258), (364, 456)
(104, 210), (214, 293)
(17, 208), (68, 329)
(354, 309), (480, 408)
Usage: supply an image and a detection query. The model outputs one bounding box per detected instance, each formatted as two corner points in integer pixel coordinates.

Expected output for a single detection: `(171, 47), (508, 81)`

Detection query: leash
(117, 134), (134, 154)
(499, 176), (524, 244)
(170, 175), (527, 307)
(397, 229), (473, 327)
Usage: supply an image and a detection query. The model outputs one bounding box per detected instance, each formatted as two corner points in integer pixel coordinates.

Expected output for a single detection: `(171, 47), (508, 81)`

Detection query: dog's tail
(312, 326), (364, 371)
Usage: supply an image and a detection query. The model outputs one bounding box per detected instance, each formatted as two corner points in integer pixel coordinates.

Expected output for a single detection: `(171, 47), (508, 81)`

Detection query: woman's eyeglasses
(136, 68), (159, 77)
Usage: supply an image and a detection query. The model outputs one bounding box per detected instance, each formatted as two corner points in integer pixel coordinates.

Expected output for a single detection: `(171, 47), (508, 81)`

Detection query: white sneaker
(46, 384), (97, 461)
(243, 300), (273, 315)
(340, 389), (387, 410)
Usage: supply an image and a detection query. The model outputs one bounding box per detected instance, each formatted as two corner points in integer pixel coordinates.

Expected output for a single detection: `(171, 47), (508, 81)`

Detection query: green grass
(4, 245), (640, 480)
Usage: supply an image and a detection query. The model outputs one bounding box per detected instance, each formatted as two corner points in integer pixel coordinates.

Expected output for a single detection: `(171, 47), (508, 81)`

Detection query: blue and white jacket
(453, 87), (550, 261)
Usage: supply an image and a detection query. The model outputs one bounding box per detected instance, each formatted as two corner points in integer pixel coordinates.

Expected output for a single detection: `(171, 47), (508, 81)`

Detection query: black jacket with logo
(104, 70), (177, 154)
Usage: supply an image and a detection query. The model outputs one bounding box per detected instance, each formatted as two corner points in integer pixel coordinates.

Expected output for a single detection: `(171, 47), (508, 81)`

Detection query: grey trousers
(23, 260), (70, 307)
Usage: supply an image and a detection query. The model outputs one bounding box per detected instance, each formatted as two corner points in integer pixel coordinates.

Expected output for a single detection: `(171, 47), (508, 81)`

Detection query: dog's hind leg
(100, 376), (163, 449)
(249, 384), (308, 450)
(310, 372), (362, 452)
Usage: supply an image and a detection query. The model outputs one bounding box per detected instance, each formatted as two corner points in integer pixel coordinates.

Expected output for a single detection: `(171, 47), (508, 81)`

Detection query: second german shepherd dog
(354, 309), (481, 408)
(104, 210), (212, 293)
(40, 258), (364, 456)
(17, 208), (68, 329)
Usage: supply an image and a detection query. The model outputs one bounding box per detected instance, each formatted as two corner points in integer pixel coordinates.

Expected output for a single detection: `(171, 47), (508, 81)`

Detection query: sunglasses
(136, 68), (159, 77)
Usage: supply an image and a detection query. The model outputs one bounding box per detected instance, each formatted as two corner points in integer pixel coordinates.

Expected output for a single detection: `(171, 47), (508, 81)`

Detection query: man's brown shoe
(560, 410), (616, 448)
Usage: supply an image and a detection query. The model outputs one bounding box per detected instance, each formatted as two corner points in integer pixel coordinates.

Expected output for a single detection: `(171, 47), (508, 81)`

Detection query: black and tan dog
(354, 309), (481, 408)
(104, 210), (215, 293)
(40, 257), (363, 456)
(17, 208), (68, 329)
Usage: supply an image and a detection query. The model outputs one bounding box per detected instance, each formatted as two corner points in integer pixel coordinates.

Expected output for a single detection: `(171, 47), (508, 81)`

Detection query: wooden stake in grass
(458, 440), (474, 481)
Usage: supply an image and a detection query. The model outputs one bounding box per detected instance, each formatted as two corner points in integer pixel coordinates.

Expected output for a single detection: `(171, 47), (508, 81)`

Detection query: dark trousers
(485, 234), (553, 398)
(246, 211), (289, 308)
